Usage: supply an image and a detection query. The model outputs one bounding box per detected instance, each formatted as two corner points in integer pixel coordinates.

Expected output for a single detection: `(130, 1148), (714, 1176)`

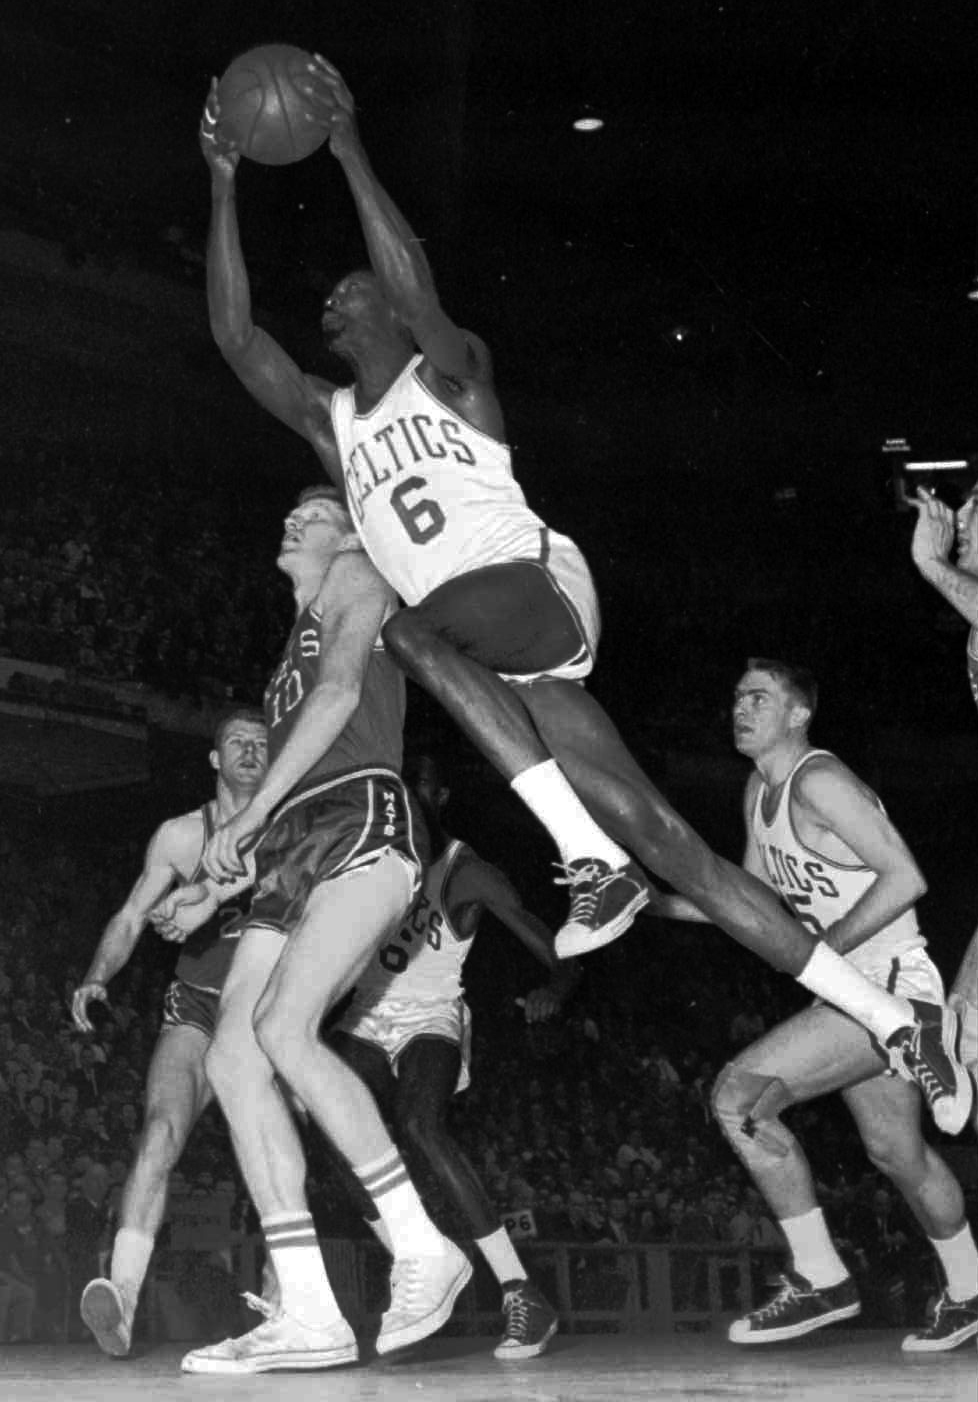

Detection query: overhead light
(573, 117), (604, 132)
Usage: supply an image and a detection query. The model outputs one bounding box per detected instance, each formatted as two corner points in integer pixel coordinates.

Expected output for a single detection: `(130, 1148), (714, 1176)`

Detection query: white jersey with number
(353, 838), (474, 1005)
(330, 355), (563, 605)
(751, 748), (925, 974)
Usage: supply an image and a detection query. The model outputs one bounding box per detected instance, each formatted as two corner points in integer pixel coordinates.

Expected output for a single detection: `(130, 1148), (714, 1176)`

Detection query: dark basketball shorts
(161, 978), (220, 1039)
(240, 768), (422, 939)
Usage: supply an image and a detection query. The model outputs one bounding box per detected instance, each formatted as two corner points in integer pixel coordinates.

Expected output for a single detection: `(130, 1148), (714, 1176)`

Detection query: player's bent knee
(712, 1063), (795, 1160)
(253, 1004), (313, 1078)
(860, 1132), (924, 1181)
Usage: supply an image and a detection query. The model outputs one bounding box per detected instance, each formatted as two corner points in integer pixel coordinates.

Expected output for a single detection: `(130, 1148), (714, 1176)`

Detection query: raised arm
(200, 80), (343, 484)
(72, 818), (191, 1031)
(301, 58), (487, 384)
(203, 554), (395, 880)
(909, 488), (978, 626)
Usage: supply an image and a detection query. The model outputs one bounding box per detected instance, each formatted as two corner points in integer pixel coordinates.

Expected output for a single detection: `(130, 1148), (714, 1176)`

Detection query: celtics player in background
(659, 660), (977, 1352)
(200, 61), (968, 1133)
(329, 753), (576, 1360)
(71, 709), (268, 1356)
(910, 482), (978, 1129)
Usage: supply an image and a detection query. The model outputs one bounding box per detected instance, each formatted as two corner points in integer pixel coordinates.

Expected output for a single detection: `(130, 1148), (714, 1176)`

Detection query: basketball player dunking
(198, 60), (969, 1133)
(661, 660), (977, 1352)
(71, 709), (268, 1356)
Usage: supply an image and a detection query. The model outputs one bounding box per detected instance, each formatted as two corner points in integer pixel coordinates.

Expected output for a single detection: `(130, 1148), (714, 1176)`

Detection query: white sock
(110, 1227), (155, 1304)
(510, 760), (627, 867)
(796, 942), (913, 1043)
(356, 1150), (445, 1257)
(474, 1226), (526, 1288)
(930, 1222), (978, 1303)
(261, 1212), (342, 1326)
(778, 1206), (849, 1289)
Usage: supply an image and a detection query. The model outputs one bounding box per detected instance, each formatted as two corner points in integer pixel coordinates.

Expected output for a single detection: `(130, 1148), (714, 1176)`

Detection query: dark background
(2, 1), (978, 980)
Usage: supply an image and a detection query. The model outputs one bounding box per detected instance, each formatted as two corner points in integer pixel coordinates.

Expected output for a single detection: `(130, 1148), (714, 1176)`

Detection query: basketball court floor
(1, 1330), (974, 1402)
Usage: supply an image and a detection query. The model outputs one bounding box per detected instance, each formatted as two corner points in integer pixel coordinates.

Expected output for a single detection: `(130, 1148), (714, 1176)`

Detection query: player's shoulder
(151, 807), (206, 861)
(420, 330), (494, 388)
(320, 544), (393, 602)
(793, 750), (868, 805)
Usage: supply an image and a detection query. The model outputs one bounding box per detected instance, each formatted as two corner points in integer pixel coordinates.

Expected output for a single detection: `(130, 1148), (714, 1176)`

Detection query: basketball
(217, 44), (328, 166)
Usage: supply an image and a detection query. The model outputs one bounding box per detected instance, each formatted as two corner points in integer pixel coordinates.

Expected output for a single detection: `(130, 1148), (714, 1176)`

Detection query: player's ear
(788, 703), (811, 733)
(208, 749), (220, 772)
(438, 785), (450, 809)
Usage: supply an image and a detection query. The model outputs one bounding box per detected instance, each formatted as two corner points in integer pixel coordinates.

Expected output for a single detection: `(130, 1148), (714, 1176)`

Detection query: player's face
(321, 272), (388, 347)
(278, 499), (350, 569)
(955, 489), (978, 570)
(217, 722), (268, 787)
(732, 670), (795, 757)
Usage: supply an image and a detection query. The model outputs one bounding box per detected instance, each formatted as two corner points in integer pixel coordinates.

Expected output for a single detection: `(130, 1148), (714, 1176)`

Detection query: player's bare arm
(72, 814), (202, 1031)
(791, 757), (926, 957)
(448, 853), (581, 1016)
(301, 57), (505, 432)
(909, 488), (978, 625)
(203, 554), (395, 880)
(201, 81), (344, 485)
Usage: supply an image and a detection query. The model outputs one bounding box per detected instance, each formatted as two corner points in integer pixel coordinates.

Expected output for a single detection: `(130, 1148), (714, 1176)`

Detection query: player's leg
(324, 1029), (399, 1250)
(181, 928), (356, 1375)
(842, 1072), (978, 1352)
(81, 1001), (211, 1356)
(714, 1003), (876, 1343)
(520, 675), (972, 1134)
(394, 1034), (558, 1360)
(253, 852), (471, 1354)
(381, 562), (648, 947)
(949, 926), (978, 1132)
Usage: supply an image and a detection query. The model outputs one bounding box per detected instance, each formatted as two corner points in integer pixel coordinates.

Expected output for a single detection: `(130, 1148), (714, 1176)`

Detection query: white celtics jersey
(330, 355), (551, 604)
(751, 749), (924, 972)
(355, 838), (474, 1004)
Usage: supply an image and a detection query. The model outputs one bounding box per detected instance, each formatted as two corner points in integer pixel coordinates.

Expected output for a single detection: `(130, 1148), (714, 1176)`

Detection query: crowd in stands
(1, 821), (972, 1342)
(2, 438), (976, 752)
(0, 442), (290, 710)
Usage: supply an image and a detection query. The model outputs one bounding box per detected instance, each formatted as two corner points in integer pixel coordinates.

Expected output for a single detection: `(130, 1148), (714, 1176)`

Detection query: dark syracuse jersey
(263, 600), (405, 793)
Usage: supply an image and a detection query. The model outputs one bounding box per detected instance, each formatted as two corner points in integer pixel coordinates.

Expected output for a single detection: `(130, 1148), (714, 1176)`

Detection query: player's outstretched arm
(299, 56), (482, 382)
(149, 880), (219, 943)
(201, 79), (344, 484)
(72, 821), (185, 1031)
(451, 854), (582, 1016)
(793, 757), (926, 956)
(204, 554), (394, 881)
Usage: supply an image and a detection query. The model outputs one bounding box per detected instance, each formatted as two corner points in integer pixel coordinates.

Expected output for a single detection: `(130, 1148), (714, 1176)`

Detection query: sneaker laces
(752, 1275), (804, 1322)
(501, 1286), (530, 1339)
(241, 1291), (277, 1321)
(553, 860), (611, 924)
(387, 1259), (427, 1315)
(900, 1032), (947, 1107)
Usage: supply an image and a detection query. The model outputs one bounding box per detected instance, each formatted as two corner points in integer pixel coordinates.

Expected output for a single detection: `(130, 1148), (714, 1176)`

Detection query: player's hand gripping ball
(216, 44), (330, 165)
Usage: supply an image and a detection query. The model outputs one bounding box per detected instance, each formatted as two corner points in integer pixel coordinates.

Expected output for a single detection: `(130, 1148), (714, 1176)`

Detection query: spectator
(0, 1185), (67, 1341)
